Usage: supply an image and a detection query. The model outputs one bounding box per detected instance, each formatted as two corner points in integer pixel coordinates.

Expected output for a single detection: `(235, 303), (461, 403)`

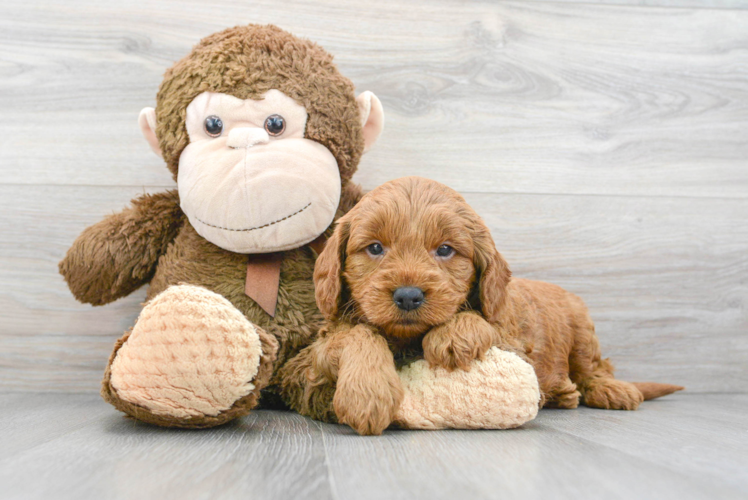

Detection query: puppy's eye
(366, 242), (384, 257)
(436, 244), (455, 258)
(204, 115), (223, 137)
(264, 114), (286, 136)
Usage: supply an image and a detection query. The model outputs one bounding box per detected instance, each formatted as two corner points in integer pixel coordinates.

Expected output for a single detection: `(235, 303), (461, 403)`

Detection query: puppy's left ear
(314, 216), (351, 320)
(472, 220), (511, 323)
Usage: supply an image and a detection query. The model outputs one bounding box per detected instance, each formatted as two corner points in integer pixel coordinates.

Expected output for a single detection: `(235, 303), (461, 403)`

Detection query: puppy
(281, 177), (683, 435)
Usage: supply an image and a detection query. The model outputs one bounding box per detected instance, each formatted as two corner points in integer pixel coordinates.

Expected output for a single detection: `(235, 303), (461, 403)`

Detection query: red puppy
(282, 177), (683, 435)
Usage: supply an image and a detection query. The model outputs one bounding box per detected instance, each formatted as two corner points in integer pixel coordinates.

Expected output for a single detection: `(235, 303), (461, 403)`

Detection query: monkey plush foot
(102, 284), (278, 428)
(394, 347), (540, 430)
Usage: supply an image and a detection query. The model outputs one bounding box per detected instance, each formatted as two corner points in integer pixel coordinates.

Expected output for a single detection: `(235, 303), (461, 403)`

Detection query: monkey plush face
(176, 90), (341, 253)
(137, 24), (384, 254)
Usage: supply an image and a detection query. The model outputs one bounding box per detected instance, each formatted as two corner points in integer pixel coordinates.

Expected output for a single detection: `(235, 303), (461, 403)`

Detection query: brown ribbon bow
(244, 235), (327, 317)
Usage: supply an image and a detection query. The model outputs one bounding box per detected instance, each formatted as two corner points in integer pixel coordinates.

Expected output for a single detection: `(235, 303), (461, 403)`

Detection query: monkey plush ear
(138, 107), (162, 158)
(356, 91), (384, 153)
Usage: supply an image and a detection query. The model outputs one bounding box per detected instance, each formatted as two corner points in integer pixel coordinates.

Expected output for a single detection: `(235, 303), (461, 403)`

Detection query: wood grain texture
(0, 0), (746, 394)
(527, 0), (748, 9)
(537, 396), (748, 490)
(0, 0), (746, 197)
(0, 394), (333, 500)
(0, 393), (745, 500)
(320, 396), (747, 500)
(1, 185), (745, 392)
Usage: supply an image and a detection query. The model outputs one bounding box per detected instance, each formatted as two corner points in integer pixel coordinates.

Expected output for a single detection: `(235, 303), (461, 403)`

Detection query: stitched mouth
(195, 202), (311, 232)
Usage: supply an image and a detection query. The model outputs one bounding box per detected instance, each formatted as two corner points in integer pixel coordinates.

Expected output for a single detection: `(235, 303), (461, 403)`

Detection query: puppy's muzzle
(393, 287), (424, 311)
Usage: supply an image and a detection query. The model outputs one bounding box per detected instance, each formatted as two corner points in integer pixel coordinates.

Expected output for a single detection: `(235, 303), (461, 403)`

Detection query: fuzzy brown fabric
(59, 25), (367, 428)
(59, 190), (184, 306)
(156, 24), (364, 182)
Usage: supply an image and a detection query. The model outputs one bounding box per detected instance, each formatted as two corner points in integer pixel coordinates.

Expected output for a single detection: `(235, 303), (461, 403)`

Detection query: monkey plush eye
(436, 244), (455, 258)
(366, 242), (384, 256)
(264, 114), (286, 136)
(204, 115), (223, 137)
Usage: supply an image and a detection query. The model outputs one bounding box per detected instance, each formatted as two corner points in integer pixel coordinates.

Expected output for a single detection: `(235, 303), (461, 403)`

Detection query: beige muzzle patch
(109, 285), (263, 419)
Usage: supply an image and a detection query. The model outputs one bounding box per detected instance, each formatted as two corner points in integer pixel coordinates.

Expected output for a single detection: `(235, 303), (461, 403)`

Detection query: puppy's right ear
(314, 217), (351, 320)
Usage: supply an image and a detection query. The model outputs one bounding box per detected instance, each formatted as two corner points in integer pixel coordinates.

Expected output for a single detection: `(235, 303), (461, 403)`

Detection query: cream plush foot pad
(395, 347), (540, 430)
(109, 285), (263, 419)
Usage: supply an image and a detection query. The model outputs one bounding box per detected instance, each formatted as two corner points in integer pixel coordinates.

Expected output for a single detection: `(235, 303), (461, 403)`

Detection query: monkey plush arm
(59, 189), (184, 306)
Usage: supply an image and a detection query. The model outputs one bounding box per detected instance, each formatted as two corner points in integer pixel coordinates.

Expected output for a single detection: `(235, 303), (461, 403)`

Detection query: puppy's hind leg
(569, 314), (644, 411)
(532, 349), (580, 409)
(540, 374), (581, 409)
(576, 359), (644, 410)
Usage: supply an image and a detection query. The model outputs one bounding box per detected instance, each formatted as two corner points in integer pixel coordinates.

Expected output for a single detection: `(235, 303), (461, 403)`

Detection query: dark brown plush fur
(59, 190), (184, 306)
(281, 177), (683, 434)
(156, 24), (364, 182)
(59, 25), (367, 427)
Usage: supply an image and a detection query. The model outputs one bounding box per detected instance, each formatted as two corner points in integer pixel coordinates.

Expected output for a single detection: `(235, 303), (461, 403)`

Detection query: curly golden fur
(281, 177), (683, 435)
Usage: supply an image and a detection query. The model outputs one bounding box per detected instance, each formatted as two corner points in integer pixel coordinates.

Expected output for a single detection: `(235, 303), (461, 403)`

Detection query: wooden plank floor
(0, 392), (745, 500)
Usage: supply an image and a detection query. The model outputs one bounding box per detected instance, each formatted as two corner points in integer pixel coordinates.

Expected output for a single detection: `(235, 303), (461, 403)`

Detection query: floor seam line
(317, 421), (340, 500)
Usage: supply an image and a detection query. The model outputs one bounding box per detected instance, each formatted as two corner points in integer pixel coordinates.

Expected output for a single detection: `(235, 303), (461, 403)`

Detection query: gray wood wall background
(1, 0), (746, 393)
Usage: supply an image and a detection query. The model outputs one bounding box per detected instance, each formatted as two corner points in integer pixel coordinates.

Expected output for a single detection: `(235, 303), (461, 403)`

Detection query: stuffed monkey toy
(60, 25), (383, 428)
(60, 25), (540, 431)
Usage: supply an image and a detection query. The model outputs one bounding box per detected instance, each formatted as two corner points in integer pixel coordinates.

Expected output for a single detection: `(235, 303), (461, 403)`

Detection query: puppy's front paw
(423, 313), (495, 371)
(333, 369), (404, 436)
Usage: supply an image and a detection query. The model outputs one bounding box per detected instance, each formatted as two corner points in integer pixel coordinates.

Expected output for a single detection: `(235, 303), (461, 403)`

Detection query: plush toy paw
(102, 284), (278, 428)
(394, 347), (540, 430)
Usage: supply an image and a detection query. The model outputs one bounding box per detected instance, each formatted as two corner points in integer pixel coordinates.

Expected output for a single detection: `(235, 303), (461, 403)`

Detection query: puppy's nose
(393, 287), (424, 311)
